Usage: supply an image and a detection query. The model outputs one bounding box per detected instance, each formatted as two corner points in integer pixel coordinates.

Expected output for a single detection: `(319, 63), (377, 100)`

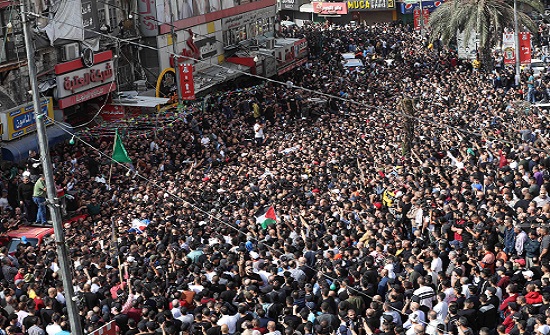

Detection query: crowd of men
(0, 21), (548, 335)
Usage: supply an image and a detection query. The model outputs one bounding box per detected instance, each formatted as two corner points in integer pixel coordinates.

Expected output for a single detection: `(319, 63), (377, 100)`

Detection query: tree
(428, 0), (542, 69)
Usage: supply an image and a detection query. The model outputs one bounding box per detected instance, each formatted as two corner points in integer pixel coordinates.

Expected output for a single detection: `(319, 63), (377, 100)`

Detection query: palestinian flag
(255, 206), (277, 229)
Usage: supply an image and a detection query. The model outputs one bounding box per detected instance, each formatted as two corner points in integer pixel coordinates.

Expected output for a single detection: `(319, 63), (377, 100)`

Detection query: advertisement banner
(400, 0), (443, 14)
(313, 2), (348, 14)
(457, 30), (478, 60)
(519, 31), (531, 65)
(100, 104), (126, 121)
(55, 61), (115, 99)
(502, 32), (516, 65)
(138, 0), (158, 37)
(422, 8), (429, 25)
(413, 8), (421, 31)
(179, 64), (196, 100)
(1, 98), (54, 141)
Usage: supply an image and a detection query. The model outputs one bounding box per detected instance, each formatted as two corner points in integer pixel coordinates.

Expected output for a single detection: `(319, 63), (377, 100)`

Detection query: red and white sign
(90, 321), (117, 335)
(422, 8), (430, 26)
(58, 82), (117, 109)
(55, 51), (116, 109)
(413, 9), (421, 31)
(56, 61), (114, 98)
(100, 104), (126, 121)
(313, 2), (348, 14)
(178, 64), (195, 100)
(519, 32), (532, 65)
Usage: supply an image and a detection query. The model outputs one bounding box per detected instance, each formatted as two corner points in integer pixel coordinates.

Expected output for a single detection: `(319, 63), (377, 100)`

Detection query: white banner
(457, 30), (478, 60)
(44, 0), (85, 46)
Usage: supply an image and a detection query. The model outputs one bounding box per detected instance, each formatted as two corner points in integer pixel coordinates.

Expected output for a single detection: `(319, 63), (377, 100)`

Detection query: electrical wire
(25, 9), (547, 159)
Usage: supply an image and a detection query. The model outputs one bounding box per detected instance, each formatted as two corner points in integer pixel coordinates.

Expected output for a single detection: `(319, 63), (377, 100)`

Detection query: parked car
(0, 214), (87, 253)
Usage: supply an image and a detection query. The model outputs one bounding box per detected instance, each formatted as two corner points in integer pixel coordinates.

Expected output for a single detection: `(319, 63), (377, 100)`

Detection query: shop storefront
(346, 0), (397, 24)
(0, 98), (72, 162)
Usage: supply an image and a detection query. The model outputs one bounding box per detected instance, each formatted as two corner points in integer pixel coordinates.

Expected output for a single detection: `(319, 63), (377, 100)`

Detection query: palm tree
(429, 0), (543, 69)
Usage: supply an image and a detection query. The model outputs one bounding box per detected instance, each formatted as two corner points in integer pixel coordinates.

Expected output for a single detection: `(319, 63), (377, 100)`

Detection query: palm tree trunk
(481, 47), (494, 71)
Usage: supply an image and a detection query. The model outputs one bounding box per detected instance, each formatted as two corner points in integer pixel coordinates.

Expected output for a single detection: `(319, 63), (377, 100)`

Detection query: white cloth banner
(44, 0), (84, 46)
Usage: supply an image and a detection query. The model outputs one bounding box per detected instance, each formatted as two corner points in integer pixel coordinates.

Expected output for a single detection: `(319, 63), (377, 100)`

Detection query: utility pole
(513, 0), (521, 85)
(20, 1), (83, 334)
(168, 3), (182, 102)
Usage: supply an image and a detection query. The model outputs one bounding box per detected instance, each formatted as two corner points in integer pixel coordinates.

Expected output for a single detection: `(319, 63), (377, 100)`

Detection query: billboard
(400, 0), (443, 14)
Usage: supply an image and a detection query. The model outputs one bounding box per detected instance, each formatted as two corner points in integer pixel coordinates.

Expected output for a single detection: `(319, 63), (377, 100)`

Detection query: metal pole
(419, 0), (424, 35)
(20, 1), (83, 334)
(168, 2), (182, 102)
(514, 0), (521, 85)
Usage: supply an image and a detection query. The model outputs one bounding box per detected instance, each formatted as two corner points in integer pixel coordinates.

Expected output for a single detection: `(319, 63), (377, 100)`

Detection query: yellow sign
(1, 97), (54, 141)
(347, 0), (395, 10)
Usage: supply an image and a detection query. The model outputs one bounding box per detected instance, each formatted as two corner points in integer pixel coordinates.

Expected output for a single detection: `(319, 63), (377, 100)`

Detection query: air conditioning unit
(62, 43), (80, 61)
(265, 39), (275, 49)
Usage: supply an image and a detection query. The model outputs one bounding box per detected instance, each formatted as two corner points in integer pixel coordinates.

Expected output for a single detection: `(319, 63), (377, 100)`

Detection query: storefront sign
(100, 104), (126, 121)
(178, 64), (195, 100)
(294, 38), (308, 59)
(196, 37), (218, 59)
(400, 0), (443, 14)
(347, 0), (394, 10)
(138, 0), (158, 37)
(1, 98), (54, 141)
(502, 32), (515, 65)
(313, 2), (348, 14)
(221, 6), (275, 30)
(280, 0), (300, 10)
(56, 61), (115, 98)
(519, 32), (532, 65)
(58, 82), (117, 109)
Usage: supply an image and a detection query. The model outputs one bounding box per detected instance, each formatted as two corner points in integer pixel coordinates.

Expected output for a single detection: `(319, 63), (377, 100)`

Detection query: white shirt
(46, 324), (62, 335)
(218, 313), (239, 334)
(433, 301), (448, 320)
(431, 257), (443, 273)
(403, 310), (426, 329)
(254, 124), (264, 139)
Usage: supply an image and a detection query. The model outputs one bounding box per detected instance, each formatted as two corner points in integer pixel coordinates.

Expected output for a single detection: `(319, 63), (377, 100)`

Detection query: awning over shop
(300, 3), (314, 12)
(111, 92), (170, 107)
(2, 123), (73, 162)
(194, 62), (251, 94)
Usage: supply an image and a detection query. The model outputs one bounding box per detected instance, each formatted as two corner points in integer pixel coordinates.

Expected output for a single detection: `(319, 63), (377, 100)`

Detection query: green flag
(112, 129), (132, 163)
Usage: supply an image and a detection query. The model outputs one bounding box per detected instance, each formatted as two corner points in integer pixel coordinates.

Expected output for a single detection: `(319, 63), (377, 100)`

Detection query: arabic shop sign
(56, 61), (115, 99)
(347, 0), (395, 10)
(1, 97), (54, 141)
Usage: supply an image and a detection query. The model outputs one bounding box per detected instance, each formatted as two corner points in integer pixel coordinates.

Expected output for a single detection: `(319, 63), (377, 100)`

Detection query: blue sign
(400, 0), (444, 14)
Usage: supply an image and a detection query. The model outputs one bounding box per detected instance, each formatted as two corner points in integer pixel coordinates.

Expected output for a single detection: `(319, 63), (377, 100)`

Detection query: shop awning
(111, 93), (170, 108)
(2, 123), (73, 162)
(300, 3), (314, 12)
(194, 62), (251, 94)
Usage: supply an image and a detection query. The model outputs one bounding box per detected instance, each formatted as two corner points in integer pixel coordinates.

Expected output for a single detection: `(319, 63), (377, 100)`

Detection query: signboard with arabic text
(313, 2), (348, 14)
(55, 61), (115, 99)
(0, 98), (54, 141)
(347, 0), (394, 11)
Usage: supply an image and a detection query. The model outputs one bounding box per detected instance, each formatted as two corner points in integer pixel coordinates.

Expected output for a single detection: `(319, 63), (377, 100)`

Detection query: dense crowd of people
(0, 20), (548, 335)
